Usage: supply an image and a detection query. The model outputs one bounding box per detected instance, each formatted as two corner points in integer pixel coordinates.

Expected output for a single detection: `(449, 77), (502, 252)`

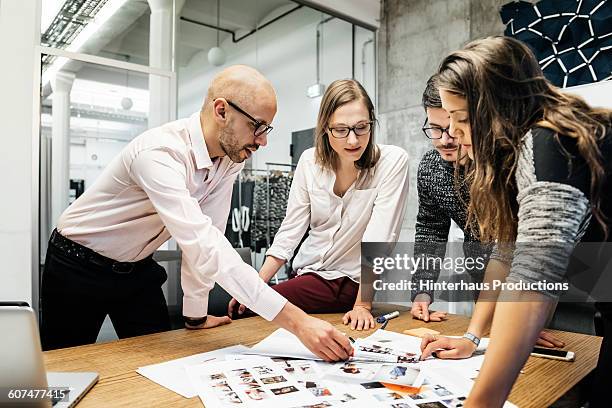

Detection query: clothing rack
(226, 166), (295, 284)
(265, 163), (296, 248)
(229, 166), (295, 250)
(236, 169), (268, 248)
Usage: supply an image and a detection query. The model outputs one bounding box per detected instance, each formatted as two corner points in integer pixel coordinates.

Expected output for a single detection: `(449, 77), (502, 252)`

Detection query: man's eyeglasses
(421, 118), (455, 140)
(226, 100), (274, 137)
(328, 121), (373, 139)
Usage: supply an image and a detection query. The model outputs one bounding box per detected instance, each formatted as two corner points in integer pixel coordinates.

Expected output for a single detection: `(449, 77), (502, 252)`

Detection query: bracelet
(462, 332), (480, 347)
(183, 316), (207, 326)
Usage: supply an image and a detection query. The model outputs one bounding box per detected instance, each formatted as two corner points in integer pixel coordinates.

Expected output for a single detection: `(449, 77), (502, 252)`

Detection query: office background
(0, 0), (609, 343)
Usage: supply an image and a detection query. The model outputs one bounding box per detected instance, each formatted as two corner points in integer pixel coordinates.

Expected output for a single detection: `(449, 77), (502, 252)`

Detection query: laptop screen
(0, 304), (97, 408)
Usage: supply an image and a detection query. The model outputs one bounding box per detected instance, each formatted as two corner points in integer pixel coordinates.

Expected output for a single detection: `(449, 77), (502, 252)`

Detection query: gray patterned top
(503, 126), (611, 298)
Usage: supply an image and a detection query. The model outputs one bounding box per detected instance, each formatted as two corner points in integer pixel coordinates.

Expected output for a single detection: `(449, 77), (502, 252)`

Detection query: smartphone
(531, 346), (575, 361)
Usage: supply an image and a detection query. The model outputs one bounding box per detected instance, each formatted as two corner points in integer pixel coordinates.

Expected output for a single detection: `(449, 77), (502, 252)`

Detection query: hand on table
(411, 293), (448, 322)
(418, 330), (564, 360)
(228, 297), (246, 317)
(185, 315), (232, 330)
(536, 330), (565, 348)
(342, 305), (376, 331)
(296, 315), (354, 362)
(420, 334), (477, 360)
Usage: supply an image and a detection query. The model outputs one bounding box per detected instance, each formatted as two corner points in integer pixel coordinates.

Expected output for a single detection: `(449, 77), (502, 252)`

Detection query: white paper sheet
(136, 345), (250, 398)
(248, 328), (420, 363)
(138, 329), (514, 408)
(247, 328), (319, 360)
(366, 330), (489, 380)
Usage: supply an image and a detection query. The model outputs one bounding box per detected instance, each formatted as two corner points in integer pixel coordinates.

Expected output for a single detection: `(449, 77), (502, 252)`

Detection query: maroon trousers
(271, 272), (359, 314)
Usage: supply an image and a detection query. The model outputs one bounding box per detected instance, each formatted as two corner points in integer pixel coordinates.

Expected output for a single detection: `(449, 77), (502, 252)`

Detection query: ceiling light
(307, 83), (325, 98)
(121, 97), (134, 110)
(208, 47), (226, 66)
(207, 0), (226, 67)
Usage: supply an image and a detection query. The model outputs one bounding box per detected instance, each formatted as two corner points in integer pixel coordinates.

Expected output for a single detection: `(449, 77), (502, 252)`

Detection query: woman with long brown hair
(419, 36), (612, 407)
(228, 79), (410, 331)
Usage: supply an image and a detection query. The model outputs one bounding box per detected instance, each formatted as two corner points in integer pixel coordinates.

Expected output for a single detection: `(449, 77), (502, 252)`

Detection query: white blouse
(266, 145), (409, 282)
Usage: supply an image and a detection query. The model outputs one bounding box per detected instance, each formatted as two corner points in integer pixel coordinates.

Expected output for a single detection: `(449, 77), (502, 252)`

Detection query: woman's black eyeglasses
(328, 121), (373, 139)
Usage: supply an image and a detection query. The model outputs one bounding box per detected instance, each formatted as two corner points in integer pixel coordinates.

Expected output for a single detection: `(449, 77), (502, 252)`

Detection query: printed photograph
(339, 394), (356, 402)
(230, 369), (250, 377)
(335, 362), (376, 380)
(373, 391), (404, 402)
(303, 382), (332, 397)
(221, 391), (243, 404)
(260, 375), (287, 384)
(245, 387), (267, 401)
(409, 392), (425, 401)
(295, 403), (332, 408)
(433, 384), (453, 397)
(209, 373), (226, 381)
(253, 365), (274, 375)
(211, 380), (232, 393)
(271, 385), (300, 395)
(397, 354), (419, 363)
(292, 361), (316, 375)
(417, 402), (448, 408)
(361, 381), (386, 389)
(376, 365), (420, 386)
(408, 385), (448, 406)
(238, 378), (260, 388)
(442, 396), (467, 407)
(358, 343), (393, 355)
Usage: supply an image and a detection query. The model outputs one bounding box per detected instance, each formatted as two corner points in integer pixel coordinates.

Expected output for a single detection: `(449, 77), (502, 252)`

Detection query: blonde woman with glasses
(229, 79), (409, 331)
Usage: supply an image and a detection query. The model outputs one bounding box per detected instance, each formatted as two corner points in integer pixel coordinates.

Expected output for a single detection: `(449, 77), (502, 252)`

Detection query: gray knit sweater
(411, 149), (488, 301)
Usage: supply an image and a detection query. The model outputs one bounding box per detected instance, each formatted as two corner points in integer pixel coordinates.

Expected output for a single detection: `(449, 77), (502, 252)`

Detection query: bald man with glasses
(41, 65), (354, 362)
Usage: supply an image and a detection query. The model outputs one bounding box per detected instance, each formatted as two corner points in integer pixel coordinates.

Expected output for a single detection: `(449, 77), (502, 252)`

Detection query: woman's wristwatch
(462, 332), (481, 347)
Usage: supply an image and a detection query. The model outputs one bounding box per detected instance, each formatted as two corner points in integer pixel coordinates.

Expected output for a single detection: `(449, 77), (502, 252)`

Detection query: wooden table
(43, 311), (601, 408)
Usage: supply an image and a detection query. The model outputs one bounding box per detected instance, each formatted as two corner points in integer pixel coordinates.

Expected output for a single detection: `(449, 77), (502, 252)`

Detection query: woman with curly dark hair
(420, 36), (612, 407)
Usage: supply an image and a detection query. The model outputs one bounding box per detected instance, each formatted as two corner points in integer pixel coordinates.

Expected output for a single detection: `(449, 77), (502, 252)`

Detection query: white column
(147, 0), (183, 305)
(0, 0), (41, 306)
(147, 0), (175, 128)
(50, 71), (75, 226)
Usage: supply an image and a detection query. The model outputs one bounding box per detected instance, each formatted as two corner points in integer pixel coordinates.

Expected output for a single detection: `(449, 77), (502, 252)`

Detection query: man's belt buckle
(112, 262), (134, 274)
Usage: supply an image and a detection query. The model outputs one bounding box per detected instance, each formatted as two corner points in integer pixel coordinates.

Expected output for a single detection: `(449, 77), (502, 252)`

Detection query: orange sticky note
(403, 327), (440, 338)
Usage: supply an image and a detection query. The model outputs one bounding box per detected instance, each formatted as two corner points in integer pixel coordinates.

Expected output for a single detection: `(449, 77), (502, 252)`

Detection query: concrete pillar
(50, 71), (75, 225)
(377, 0), (508, 315)
(378, 0), (506, 242)
(147, 0), (184, 127)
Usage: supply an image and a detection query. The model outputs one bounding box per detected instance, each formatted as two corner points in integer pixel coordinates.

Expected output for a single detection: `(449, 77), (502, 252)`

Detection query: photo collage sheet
(186, 330), (480, 408)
